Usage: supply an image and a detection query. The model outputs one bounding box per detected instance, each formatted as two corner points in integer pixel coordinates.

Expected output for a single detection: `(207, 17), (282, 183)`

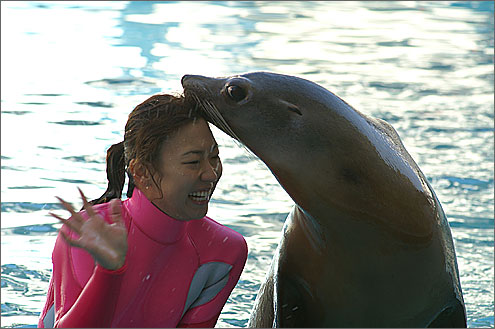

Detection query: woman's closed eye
(182, 153), (201, 165)
(183, 161), (199, 165)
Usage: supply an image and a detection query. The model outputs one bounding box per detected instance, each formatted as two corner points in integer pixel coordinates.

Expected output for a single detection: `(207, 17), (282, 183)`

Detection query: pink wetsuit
(38, 188), (248, 328)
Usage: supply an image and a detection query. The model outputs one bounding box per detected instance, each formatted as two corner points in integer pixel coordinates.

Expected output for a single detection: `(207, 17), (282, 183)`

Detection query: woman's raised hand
(50, 188), (128, 271)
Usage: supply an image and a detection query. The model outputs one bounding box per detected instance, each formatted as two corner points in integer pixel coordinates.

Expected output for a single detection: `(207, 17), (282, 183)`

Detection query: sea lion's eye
(226, 85), (247, 102)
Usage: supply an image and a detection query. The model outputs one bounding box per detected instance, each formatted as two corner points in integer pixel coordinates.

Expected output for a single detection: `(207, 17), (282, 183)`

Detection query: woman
(38, 94), (248, 328)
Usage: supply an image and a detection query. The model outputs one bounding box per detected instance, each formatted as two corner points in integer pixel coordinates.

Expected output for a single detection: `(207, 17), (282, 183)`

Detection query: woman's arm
(53, 263), (127, 328)
(48, 189), (129, 327)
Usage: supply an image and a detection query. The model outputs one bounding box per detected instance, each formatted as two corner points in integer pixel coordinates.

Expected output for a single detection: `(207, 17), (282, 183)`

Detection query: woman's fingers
(108, 199), (124, 226)
(55, 196), (86, 225)
(55, 196), (77, 216)
(52, 195), (86, 232)
(49, 211), (69, 225)
(78, 187), (97, 219)
(51, 211), (82, 243)
(49, 212), (82, 234)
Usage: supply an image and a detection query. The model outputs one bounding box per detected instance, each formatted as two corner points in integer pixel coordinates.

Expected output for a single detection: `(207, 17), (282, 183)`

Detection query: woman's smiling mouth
(188, 189), (211, 204)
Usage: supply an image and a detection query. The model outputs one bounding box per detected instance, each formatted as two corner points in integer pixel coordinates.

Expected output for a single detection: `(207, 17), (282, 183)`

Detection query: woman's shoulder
(187, 216), (247, 263)
(74, 199), (129, 225)
(197, 216), (245, 241)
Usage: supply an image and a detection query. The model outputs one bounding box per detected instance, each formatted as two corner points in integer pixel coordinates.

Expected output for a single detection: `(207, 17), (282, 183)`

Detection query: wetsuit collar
(127, 188), (188, 244)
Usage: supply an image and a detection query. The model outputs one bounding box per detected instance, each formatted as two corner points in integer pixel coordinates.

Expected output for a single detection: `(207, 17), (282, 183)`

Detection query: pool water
(1, 1), (493, 327)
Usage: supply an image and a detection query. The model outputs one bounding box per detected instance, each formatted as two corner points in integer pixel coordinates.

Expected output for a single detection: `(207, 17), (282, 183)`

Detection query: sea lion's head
(181, 72), (351, 166)
(182, 72), (435, 241)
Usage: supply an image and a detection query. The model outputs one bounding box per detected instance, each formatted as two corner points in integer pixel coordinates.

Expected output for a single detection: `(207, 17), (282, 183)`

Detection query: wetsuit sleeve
(178, 236), (248, 327)
(54, 263), (127, 328)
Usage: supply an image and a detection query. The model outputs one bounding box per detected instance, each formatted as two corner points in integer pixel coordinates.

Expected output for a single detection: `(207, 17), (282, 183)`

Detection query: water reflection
(117, 1), (172, 79)
(1, 1), (493, 328)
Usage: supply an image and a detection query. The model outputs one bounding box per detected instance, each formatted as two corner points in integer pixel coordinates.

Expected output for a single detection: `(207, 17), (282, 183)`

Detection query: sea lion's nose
(181, 74), (204, 87)
(181, 75), (190, 86)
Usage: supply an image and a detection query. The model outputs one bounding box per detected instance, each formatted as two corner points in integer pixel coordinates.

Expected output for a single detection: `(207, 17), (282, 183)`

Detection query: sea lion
(181, 72), (466, 327)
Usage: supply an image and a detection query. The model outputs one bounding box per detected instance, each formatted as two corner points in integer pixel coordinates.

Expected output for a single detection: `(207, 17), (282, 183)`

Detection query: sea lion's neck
(329, 96), (426, 193)
(266, 103), (435, 242)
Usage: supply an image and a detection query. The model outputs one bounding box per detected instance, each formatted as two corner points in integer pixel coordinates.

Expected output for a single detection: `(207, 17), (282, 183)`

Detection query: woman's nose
(201, 161), (220, 182)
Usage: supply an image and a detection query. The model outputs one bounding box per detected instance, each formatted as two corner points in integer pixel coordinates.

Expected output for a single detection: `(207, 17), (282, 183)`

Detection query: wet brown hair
(90, 93), (202, 205)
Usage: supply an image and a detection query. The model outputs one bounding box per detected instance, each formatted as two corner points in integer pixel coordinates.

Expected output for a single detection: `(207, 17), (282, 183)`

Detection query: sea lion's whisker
(188, 92), (256, 160)
(203, 100), (237, 140)
(202, 100), (256, 158)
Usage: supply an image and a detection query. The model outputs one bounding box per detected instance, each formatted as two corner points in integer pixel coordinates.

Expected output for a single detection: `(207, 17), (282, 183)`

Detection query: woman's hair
(90, 93), (202, 205)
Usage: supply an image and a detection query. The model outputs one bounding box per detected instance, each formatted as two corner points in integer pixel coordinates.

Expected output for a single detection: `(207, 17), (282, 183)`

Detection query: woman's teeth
(189, 190), (210, 202)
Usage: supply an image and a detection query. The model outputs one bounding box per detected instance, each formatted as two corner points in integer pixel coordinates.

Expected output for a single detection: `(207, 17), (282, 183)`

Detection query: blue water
(1, 1), (493, 327)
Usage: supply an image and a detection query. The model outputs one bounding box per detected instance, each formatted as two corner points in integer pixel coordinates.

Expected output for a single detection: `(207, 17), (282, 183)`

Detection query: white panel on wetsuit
(181, 262), (232, 317)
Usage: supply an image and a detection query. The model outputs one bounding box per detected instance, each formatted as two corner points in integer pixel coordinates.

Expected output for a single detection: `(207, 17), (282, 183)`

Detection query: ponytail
(90, 141), (127, 205)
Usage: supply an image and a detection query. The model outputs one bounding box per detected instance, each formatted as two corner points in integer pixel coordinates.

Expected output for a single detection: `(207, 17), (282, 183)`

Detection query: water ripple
(49, 120), (101, 126)
(1, 224), (59, 236)
(75, 101), (113, 108)
(1, 202), (62, 213)
(1, 303), (39, 317)
(41, 177), (92, 185)
(8, 186), (52, 190)
(62, 155), (103, 164)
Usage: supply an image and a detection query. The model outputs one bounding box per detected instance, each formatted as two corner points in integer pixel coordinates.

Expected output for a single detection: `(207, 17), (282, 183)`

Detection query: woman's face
(150, 118), (222, 221)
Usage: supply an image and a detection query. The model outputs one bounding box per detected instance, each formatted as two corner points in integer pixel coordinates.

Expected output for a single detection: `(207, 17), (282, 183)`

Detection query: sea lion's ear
(279, 100), (302, 116)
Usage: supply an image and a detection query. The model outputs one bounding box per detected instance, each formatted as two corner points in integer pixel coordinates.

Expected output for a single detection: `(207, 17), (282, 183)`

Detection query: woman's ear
(128, 159), (152, 191)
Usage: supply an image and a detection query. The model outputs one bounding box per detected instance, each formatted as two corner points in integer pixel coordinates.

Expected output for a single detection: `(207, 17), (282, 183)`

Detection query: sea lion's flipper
(248, 273), (275, 328)
(274, 274), (317, 328)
